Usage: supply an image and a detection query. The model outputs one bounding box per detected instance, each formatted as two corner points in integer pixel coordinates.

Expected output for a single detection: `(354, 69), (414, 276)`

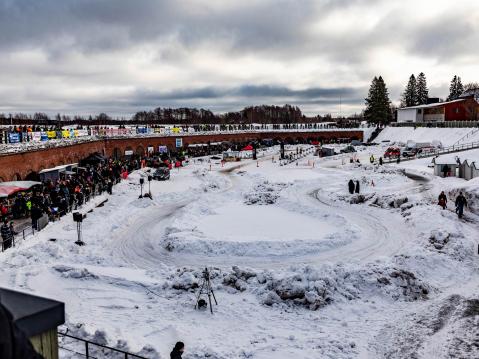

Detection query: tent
(0, 181), (41, 198)
(242, 145), (253, 151)
(81, 152), (107, 165)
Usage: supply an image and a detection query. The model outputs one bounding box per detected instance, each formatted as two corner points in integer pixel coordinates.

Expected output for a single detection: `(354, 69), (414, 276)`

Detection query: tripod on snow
(195, 268), (218, 314)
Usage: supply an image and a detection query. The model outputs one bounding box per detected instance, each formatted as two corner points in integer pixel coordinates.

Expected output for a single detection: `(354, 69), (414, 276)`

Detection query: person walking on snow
(355, 180), (360, 194)
(370, 155), (375, 164)
(438, 191), (447, 209)
(348, 179), (355, 194)
(455, 192), (467, 219)
(379, 157), (383, 165)
(170, 342), (185, 359)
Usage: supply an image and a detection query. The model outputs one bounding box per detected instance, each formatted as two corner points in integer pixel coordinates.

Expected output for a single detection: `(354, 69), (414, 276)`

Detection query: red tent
(0, 181), (41, 198)
(242, 145), (253, 151)
(0, 186), (26, 198)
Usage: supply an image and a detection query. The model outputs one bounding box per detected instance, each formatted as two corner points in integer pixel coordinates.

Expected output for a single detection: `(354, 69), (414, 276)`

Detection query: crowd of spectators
(0, 156), (142, 252)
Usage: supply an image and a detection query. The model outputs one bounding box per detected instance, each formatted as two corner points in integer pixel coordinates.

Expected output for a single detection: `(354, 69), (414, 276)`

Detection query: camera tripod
(195, 268), (218, 314)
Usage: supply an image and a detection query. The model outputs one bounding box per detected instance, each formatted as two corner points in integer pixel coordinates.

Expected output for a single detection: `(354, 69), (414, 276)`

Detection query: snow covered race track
(1, 145), (479, 359)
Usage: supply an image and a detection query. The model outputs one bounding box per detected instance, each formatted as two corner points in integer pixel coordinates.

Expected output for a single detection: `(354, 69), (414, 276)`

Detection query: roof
(434, 154), (460, 165)
(398, 99), (465, 111)
(0, 287), (65, 337)
(0, 181), (41, 198)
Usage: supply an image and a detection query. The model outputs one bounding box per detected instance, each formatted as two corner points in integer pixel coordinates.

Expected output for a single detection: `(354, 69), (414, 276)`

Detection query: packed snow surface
(376, 126), (479, 147)
(1, 144), (479, 359)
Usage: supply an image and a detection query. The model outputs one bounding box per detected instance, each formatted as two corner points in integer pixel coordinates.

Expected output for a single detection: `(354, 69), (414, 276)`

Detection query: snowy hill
(376, 127), (479, 147)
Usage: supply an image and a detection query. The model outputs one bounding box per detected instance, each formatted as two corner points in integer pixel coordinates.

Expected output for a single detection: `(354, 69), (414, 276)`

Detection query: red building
(397, 90), (479, 123)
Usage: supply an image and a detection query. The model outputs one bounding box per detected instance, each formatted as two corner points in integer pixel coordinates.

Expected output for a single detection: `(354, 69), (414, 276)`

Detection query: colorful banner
(41, 132), (48, 141)
(8, 133), (20, 143)
(47, 131), (56, 139)
(32, 132), (42, 142)
(62, 130), (71, 138)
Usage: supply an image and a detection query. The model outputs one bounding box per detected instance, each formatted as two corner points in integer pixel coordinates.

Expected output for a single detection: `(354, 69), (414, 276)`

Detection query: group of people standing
(0, 157), (140, 252)
(348, 179), (361, 194)
(438, 190), (468, 219)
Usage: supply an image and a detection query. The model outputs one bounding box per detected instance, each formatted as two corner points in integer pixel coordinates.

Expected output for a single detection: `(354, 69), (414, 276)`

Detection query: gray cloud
(0, 0), (478, 116)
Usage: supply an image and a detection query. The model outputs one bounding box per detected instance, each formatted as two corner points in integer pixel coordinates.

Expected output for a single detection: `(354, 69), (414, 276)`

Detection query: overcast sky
(0, 0), (478, 117)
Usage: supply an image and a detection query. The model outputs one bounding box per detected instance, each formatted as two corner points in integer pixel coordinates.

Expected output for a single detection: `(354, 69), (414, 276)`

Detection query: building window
(455, 108), (460, 114)
(418, 109), (422, 114)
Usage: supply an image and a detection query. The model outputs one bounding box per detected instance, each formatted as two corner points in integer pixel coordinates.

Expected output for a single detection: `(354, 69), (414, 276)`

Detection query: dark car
(152, 167), (170, 181)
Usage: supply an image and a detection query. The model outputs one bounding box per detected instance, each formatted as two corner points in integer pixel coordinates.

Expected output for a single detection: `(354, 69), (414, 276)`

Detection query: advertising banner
(32, 132), (42, 142)
(8, 133), (20, 143)
(47, 131), (56, 139)
(41, 132), (48, 141)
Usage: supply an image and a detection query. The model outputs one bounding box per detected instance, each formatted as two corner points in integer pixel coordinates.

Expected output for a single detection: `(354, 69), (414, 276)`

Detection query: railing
(1, 226), (35, 252)
(390, 121), (479, 128)
(58, 332), (148, 359)
(452, 128), (479, 146)
(384, 140), (479, 164)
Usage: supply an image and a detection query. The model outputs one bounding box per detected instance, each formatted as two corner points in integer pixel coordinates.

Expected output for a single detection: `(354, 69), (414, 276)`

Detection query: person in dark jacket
(379, 157), (383, 165)
(31, 204), (43, 230)
(438, 191), (447, 209)
(455, 192), (467, 219)
(355, 180), (360, 194)
(348, 179), (355, 194)
(1, 218), (13, 250)
(0, 302), (43, 359)
(170, 341), (184, 359)
(107, 179), (113, 195)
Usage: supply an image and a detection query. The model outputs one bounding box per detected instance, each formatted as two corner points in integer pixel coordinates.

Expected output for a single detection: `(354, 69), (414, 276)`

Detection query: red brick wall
(0, 130), (363, 181)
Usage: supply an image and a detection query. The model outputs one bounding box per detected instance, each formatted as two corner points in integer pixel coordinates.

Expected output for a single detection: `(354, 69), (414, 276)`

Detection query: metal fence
(58, 332), (148, 359)
(390, 121), (479, 128)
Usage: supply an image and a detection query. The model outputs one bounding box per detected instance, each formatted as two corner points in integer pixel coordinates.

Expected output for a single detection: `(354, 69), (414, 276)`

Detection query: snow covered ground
(377, 127), (479, 147)
(1, 144), (478, 359)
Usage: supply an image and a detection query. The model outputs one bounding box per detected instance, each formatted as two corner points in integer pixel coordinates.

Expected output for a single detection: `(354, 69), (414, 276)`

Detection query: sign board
(175, 138), (183, 148)
(147, 146), (154, 153)
(125, 150), (134, 156)
(8, 133), (20, 143)
(159, 146), (168, 153)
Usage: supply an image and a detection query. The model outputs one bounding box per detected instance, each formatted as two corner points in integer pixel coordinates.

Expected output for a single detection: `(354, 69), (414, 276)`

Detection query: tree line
(0, 105), (362, 126)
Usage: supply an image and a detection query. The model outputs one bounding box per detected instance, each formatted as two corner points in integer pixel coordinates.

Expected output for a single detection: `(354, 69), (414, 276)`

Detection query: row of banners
(90, 127), (194, 137)
(7, 129), (90, 143)
(5, 127), (193, 144)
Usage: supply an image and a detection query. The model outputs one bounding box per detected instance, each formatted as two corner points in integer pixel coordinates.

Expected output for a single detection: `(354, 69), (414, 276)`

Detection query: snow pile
(257, 264), (431, 310)
(244, 180), (290, 205)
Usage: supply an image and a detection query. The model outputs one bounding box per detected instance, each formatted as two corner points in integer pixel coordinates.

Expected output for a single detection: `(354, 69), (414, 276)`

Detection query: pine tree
(364, 76), (392, 125)
(416, 72), (428, 105)
(400, 74), (417, 107)
(456, 77), (464, 97)
(447, 75), (464, 101)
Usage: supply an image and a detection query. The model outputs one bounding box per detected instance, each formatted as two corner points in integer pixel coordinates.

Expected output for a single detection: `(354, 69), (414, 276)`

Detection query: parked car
(402, 148), (419, 158)
(384, 147), (401, 158)
(152, 166), (170, 180)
